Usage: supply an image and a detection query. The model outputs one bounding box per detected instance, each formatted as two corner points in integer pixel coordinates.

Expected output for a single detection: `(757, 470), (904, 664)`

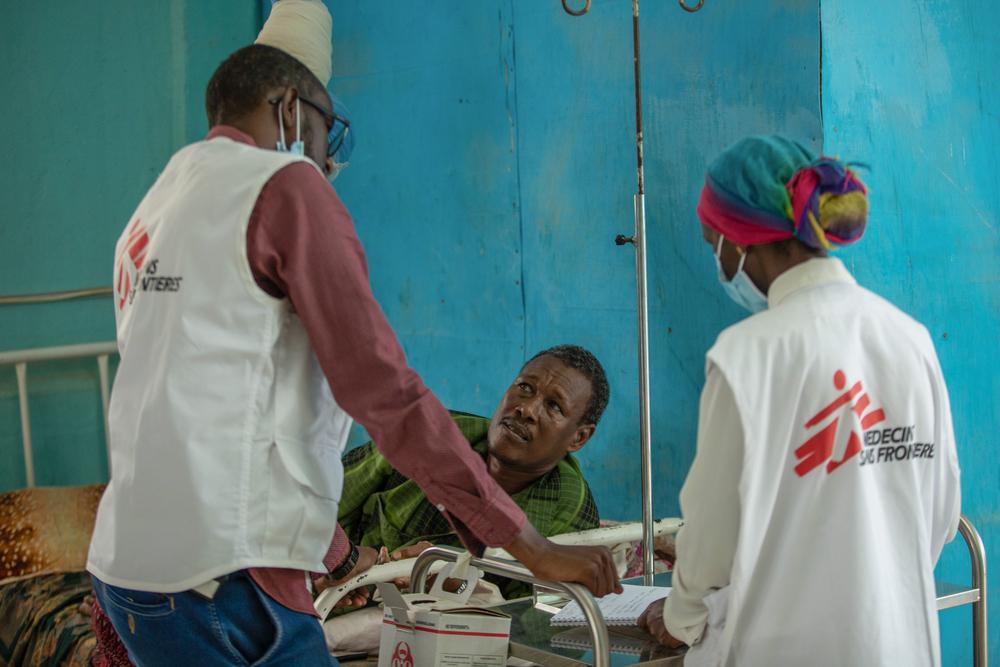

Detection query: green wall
(0, 1), (258, 488)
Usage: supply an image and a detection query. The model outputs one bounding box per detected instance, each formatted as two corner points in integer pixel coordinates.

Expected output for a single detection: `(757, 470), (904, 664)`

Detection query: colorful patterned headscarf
(696, 135), (868, 251)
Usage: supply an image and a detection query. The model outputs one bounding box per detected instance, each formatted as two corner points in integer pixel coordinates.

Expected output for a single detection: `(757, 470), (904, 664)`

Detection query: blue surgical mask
(275, 99), (305, 156)
(715, 236), (768, 314)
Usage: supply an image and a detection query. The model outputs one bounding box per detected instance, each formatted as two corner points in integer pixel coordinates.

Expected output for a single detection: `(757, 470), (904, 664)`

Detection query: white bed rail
(0, 341), (117, 487)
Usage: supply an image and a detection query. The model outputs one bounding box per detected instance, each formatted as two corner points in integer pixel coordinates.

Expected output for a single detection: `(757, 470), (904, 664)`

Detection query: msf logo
(115, 218), (148, 311)
(794, 370), (886, 477)
(390, 641), (414, 667)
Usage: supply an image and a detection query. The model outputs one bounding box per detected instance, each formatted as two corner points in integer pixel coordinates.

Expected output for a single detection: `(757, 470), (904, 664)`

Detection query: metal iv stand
(562, 0), (704, 585)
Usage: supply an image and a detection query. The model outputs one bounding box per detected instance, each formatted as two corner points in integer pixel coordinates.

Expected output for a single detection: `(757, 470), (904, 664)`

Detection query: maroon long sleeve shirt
(201, 127), (527, 614)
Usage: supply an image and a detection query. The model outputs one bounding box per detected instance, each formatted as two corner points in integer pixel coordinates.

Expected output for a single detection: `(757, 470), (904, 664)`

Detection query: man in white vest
(87, 42), (619, 667)
(638, 135), (961, 666)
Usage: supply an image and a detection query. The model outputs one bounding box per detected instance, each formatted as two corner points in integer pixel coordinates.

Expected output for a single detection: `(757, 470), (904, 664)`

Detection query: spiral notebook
(549, 584), (670, 627)
(551, 626), (658, 656)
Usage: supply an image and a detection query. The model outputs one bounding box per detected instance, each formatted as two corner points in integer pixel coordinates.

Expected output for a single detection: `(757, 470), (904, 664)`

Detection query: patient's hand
(637, 598), (685, 648)
(390, 540), (435, 561)
(654, 534), (676, 566)
(388, 541), (434, 591)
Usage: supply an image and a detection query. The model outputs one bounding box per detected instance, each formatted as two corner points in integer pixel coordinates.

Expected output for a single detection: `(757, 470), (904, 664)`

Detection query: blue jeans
(91, 571), (339, 667)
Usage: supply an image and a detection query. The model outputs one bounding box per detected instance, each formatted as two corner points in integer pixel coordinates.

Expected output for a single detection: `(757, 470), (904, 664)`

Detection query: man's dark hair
(205, 44), (325, 127)
(526, 344), (610, 426)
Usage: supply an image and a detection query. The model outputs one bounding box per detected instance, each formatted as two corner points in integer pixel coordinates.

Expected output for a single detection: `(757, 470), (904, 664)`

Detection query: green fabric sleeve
(337, 441), (394, 534)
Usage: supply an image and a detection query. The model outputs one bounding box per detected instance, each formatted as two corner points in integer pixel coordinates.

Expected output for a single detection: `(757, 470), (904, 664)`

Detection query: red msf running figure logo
(115, 218), (148, 311)
(794, 370), (886, 477)
(390, 641), (414, 667)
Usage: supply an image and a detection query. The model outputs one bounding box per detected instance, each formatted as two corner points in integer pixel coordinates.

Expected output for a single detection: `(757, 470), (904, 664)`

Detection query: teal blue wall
(0, 1), (259, 489)
(2, 0), (994, 661)
(822, 1), (999, 662)
(320, 0), (820, 519)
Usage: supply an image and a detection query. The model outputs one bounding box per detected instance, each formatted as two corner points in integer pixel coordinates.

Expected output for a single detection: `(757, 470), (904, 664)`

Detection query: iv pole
(562, 0), (704, 585)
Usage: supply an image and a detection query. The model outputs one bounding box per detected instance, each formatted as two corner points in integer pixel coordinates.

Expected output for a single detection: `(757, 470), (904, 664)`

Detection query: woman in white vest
(638, 135), (961, 666)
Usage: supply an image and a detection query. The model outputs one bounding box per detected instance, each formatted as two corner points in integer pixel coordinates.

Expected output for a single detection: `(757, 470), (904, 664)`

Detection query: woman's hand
(637, 598), (685, 648)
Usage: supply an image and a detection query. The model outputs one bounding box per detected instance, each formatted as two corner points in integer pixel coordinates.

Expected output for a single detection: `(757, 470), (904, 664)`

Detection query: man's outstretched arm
(247, 163), (620, 596)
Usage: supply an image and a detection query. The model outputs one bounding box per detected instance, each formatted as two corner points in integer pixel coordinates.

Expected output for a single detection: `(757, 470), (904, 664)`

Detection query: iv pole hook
(562, 0), (591, 16)
(564, 0), (702, 18)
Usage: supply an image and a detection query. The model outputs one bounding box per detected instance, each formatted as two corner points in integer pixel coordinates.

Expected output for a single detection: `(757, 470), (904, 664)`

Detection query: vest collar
(206, 125), (257, 147)
(767, 257), (856, 309)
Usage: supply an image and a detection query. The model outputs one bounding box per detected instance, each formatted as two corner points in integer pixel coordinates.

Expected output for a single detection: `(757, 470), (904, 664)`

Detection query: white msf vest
(87, 136), (352, 592)
(707, 259), (960, 666)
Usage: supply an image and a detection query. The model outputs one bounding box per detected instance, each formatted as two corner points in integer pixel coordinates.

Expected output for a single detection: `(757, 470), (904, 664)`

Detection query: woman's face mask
(714, 236), (768, 314)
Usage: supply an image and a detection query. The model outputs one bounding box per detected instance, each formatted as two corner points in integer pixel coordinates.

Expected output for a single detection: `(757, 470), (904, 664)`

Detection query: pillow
(0, 485), (106, 585)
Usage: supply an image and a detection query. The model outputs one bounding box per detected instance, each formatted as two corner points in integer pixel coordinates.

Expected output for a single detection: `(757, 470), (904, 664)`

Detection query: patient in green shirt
(336, 344), (610, 599)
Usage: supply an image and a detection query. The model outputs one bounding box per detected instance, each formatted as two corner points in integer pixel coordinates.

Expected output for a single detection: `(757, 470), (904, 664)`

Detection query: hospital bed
(322, 520), (988, 666)
(1, 338), (989, 666)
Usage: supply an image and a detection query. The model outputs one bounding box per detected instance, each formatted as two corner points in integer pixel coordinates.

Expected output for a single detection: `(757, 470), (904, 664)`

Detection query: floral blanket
(0, 571), (94, 667)
(0, 485), (106, 667)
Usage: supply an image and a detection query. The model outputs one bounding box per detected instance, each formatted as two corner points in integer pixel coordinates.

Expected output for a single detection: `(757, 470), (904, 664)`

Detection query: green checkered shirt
(337, 412), (600, 597)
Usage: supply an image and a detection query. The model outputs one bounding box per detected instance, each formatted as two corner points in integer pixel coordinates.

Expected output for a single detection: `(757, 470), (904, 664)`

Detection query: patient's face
(487, 355), (594, 474)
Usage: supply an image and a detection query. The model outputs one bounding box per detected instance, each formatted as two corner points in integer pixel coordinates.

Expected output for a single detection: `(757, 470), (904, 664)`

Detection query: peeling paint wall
(1, 2), (819, 507)
(822, 1), (1000, 662)
(321, 0), (820, 521)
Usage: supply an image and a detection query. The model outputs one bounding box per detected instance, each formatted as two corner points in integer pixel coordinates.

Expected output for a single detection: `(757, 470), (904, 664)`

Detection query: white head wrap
(255, 0), (332, 86)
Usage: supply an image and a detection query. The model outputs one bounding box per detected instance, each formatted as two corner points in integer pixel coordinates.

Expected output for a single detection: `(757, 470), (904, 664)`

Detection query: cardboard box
(377, 561), (511, 667)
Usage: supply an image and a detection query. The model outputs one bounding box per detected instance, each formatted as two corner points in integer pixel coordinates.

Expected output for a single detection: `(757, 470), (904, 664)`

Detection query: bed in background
(0, 484), (105, 667)
(0, 335), (987, 665)
(0, 338), (678, 664)
(0, 333), (119, 667)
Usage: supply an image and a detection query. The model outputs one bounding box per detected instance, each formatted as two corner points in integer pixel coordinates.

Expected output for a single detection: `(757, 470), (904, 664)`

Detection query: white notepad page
(549, 584), (670, 627)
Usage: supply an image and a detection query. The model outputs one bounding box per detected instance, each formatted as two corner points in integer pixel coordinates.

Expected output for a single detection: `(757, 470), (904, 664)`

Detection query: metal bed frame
(0, 341), (116, 487)
(412, 534), (988, 667)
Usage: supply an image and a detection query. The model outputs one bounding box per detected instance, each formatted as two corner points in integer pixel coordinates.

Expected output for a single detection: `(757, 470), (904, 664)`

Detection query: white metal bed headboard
(0, 341), (117, 487)
(1, 287), (115, 487)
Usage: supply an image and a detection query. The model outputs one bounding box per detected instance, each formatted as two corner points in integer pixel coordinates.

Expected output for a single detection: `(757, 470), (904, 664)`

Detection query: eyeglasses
(269, 94), (351, 160)
(299, 94), (351, 160)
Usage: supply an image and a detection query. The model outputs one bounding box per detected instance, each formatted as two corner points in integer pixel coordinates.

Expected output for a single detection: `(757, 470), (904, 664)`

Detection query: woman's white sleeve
(662, 364), (743, 646)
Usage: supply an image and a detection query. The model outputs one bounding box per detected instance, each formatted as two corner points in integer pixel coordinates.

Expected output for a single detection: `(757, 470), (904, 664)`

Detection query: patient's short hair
(526, 345), (609, 426)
